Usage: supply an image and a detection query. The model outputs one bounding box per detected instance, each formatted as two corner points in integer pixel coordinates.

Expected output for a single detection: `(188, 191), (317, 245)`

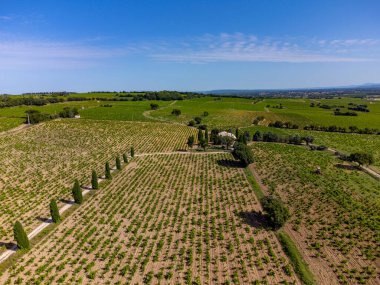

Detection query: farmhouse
(218, 131), (237, 140)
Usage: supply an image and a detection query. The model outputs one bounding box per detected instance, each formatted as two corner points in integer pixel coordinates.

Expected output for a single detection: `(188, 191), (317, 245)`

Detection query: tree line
(12, 147), (134, 250)
(268, 120), (379, 135)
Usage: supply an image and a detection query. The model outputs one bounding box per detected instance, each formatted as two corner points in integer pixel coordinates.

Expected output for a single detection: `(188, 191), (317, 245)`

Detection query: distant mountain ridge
(204, 83), (380, 95)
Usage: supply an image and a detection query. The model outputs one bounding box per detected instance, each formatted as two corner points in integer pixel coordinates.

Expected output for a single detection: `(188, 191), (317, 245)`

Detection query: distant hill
(203, 83), (380, 97)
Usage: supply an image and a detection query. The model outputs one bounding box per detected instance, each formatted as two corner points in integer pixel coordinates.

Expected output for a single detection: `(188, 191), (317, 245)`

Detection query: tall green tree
(72, 179), (83, 204)
(105, 162), (112, 179)
(204, 127), (209, 142)
(232, 142), (254, 167)
(187, 135), (195, 148)
(13, 221), (30, 250)
(197, 129), (204, 142)
(49, 199), (61, 223)
(116, 156), (121, 170)
(123, 153), (128, 163)
(199, 138), (207, 150)
(261, 196), (290, 229)
(130, 147), (135, 158)
(91, 170), (99, 189)
(253, 131), (262, 141)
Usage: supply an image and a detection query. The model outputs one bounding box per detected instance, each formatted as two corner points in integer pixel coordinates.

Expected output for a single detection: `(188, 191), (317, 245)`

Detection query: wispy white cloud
(151, 33), (380, 63)
(0, 40), (133, 69)
(0, 33), (379, 70)
(0, 15), (12, 21)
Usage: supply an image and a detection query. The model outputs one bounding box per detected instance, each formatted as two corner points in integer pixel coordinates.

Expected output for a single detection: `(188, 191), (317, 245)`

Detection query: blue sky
(1, 0), (380, 93)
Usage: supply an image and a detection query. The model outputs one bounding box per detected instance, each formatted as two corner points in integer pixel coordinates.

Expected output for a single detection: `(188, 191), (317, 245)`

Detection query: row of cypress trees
(13, 147), (135, 250)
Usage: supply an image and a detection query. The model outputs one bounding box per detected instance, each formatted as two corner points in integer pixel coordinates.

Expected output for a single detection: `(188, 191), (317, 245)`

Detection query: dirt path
(248, 164), (328, 285)
(135, 150), (230, 157)
(142, 100), (192, 126)
(0, 123), (31, 137)
(327, 147), (380, 180)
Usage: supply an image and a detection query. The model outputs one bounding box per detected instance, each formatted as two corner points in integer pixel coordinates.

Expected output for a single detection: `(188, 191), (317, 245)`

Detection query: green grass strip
(243, 167), (264, 200)
(277, 231), (316, 285)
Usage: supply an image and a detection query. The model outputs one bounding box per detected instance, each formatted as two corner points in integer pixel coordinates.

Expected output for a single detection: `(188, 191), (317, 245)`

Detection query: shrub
(150, 103), (159, 110)
(349, 152), (374, 166)
(232, 142), (254, 167)
(72, 179), (83, 204)
(123, 153), (128, 163)
(25, 110), (51, 124)
(130, 147), (135, 158)
(203, 111), (209, 116)
(59, 107), (79, 118)
(13, 221), (30, 250)
(49, 199), (61, 223)
(188, 120), (195, 126)
(91, 170), (99, 189)
(171, 109), (181, 116)
(253, 131), (262, 141)
(194, 117), (202, 124)
(261, 196), (290, 229)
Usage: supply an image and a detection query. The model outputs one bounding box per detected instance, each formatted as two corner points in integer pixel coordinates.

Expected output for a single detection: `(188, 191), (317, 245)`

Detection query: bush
(123, 153), (128, 163)
(25, 110), (51, 124)
(150, 103), (159, 110)
(349, 152), (374, 166)
(171, 109), (181, 116)
(232, 142), (254, 167)
(50, 199), (61, 223)
(194, 117), (202, 124)
(261, 196), (290, 229)
(91, 170), (99, 189)
(203, 111), (209, 116)
(59, 107), (79, 118)
(130, 147), (135, 158)
(13, 221), (30, 250)
(253, 131), (262, 141)
(72, 179), (83, 204)
(188, 120), (195, 127)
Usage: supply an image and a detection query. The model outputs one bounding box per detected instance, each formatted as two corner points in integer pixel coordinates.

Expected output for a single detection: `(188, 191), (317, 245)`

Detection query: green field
(242, 125), (380, 172)
(1, 95), (379, 132)
(148, 97), (380, 129)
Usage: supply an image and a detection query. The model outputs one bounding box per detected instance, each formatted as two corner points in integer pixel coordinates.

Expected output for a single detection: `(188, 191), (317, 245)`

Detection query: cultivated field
(149, 97), (380, 129)
(243, 126), (380, 172)
(1, 153), (299, 285)
(0, 119), (196, 248)
(250, 142), (379, 285)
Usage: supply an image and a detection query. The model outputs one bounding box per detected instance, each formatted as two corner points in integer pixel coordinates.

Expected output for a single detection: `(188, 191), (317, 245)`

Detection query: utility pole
(27, 113), (30, 125)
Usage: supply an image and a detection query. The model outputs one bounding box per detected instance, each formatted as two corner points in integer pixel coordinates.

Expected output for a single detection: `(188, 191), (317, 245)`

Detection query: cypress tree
(72, 179), (83, 204)
(130, 147), (135, 158)
(13, 221), (30, 250)
(116, 156), (121, 170)
(105, 161), (112, 179)
(91, 170), (98, 189)
(197, 129), (204, 142)
(123, 153), (128, 163)
(49, 199), (61, 223)
(205, 127), (209, 142)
